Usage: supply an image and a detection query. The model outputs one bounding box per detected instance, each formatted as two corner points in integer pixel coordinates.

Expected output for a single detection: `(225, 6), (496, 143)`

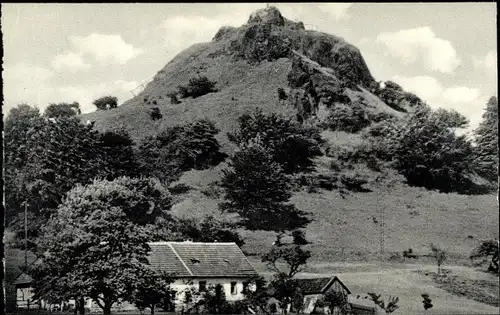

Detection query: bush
(178, 76), (218, 99)
(325, 102), (370, 133)
(167, 92), (180, 104)
(310, 39), (333, 67)
(277, 88), (288, 100)
(287, 57), (311, 88)
(93, 96), (118, 110)
(149, 107), (162, 120)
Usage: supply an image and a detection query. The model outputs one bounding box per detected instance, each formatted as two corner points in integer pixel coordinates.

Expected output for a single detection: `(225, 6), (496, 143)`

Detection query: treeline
(4, 101), (327, 314)
(4, 103), (225, 248)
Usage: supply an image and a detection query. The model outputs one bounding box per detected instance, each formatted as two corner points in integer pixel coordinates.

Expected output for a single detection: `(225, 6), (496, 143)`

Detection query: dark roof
(147, 242), (258, 278)
(12, 272), (33, 285)
(295, 277), (351, 295)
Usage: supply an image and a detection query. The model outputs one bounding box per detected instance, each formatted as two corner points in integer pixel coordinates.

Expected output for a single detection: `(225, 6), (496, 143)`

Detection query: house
(295, 276), (351, 314)
(145, 241), (258, 311)
(8, 241), (258, 313)
(85, 241), (259, 313)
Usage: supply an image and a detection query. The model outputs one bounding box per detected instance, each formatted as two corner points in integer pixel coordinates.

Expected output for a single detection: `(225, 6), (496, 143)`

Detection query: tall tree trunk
(78, 296), (85, 315)
(151, 304), (155, 315)
(103, 302), (112, 315)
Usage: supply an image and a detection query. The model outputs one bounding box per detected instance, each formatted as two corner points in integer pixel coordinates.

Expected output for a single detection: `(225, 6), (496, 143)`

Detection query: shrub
(325, 102), (370, 133)
(167, 92), (180, 104)
(287, 57), (311, 88)
(310, 39), (333, 67)
(277, 88), (288, 100)
(150, 107), (162, 120)
(178, 76), (218, 99)
(169, 183), (192, 195)
(44, 102), (81, 117)
(93, 96), (118, 110)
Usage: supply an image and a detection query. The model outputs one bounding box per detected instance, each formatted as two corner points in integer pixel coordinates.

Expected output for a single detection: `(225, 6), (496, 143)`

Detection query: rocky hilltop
(83, 6), (402, 142)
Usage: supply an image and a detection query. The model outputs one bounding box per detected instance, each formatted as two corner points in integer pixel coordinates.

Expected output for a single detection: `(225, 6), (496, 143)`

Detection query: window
(230, 282), (237, 295)
(199, 281), (207, 292)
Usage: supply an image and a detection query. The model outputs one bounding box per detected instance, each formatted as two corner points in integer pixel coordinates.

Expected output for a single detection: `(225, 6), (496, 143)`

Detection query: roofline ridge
(167, 243), (194, 276)
(321, 276), (337, 293)
(148, 241), (238, 245)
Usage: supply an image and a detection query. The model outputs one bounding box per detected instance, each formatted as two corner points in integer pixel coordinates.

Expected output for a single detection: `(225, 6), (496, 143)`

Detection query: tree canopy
(93, 96), (118, 110)
(31, 177), (173, 314)
(44, 102), (81, 117)
(228, 109), (324, 174)
(219, 141), (310, 233)
(474, 96), (498, 181)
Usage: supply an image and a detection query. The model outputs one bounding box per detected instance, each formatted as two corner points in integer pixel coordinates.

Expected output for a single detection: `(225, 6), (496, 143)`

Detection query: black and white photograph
(1, 3), (498, 315)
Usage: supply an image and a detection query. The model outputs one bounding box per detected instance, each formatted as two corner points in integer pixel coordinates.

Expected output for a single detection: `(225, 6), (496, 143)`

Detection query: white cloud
(377, 26), (461, 73)
(442, 87), (480, 103)
(473, 50), (497, 77)
(2, 63), (56, 111)
(391, 75), (443, 102)
(53, 80), (139, 113)
(2, 61), (137, 114)
(316, 3), (354, 21)
(52, 52), (90, 71)
(68, 33), (143, 65)
(392, 74), (488, 131)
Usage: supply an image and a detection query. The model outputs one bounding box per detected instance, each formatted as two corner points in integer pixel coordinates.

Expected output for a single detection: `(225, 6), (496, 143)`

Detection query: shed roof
(147, 241), (258, 278)
(295, 276), (351, 295)
(12, 272), (33, 286)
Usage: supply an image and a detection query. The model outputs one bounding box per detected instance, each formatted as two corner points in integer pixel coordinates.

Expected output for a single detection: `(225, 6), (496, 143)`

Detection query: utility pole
(24, 200), (28, 269)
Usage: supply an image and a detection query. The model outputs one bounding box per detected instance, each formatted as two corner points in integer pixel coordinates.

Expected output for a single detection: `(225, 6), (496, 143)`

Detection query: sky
(1, 3), (497, 131)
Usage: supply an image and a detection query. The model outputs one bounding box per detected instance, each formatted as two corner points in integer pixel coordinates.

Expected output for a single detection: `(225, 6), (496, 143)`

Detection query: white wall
(172, 278), (250, 304)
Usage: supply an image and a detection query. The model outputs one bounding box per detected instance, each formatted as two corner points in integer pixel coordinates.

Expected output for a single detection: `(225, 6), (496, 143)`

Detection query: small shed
(12, 272), (36, 309)
(295, 276), (351, 314)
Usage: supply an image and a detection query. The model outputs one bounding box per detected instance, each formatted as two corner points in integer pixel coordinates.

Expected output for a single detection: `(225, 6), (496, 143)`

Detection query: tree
(318, 290), (349, 315)
(8, 116), (106, 249)
(228, 109), (324, 174)
(4, 104), (42, 224)
(177, 76), (217, 99)
(97, 129), (142, 180)
(470, 239), (499, 274)
(241, 276), (273, 315)
(93, 96), (118, 110)
(261, 231), (311, 314)
(219, 141), (310, 233)
(421, 293), (433, 314)
(138, 119), (225, 183)
(139, 119), (225, 181)
(474, 96), (498, 181)
(130, 269), (173, 315)
(383, 105), (476, 193)
(324, 102), (370, 133)
(31, 177), (173, 315)
(429, 243), (447, 274)
(44, 102), (81, 117)
(175, 216), (244, 247)
(367, 293), (399, 314)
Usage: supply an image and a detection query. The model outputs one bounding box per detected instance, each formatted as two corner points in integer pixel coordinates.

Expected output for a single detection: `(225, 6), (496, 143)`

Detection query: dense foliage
(371, 106), (478, 193)
(178, 76), (218, 99)
(228, 109), (324, 174)
(93, 96), (118, 110)
(31, 177), (173, 314)
(219, 141), (310, 233)
(44, 102), (81, 117)
(474, 96), (498, 181)
(138, 119), (226, 183)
